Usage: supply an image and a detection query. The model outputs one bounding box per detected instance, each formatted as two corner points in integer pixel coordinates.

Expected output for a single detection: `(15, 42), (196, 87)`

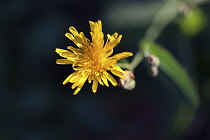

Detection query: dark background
(1, 0), (210, 140)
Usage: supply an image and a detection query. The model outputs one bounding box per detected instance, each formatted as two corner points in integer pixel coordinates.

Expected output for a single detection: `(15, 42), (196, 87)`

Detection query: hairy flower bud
(148, 67), (159, 77)
(145, 55), (160, 77)
(119, 70), (136, 90)
(145, 55), (160, 67)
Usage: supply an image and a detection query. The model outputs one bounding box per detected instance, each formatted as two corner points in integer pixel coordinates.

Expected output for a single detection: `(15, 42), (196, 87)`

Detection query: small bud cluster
(145, 55), (160, 77)
(119, 70), (136, 90)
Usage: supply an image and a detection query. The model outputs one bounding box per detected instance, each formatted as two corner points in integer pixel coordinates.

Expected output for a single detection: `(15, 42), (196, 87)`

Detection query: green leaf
(140, 39), (200, 108)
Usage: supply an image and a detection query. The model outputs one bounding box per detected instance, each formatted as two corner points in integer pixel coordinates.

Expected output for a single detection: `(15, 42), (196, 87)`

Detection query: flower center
(82, 47), (106, 75)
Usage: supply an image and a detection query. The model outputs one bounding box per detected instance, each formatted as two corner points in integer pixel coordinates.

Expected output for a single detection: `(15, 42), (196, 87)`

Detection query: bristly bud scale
(119, 70), (136, 90)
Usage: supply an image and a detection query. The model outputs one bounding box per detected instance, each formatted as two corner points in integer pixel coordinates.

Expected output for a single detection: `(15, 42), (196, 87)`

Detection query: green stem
(116, 63), (131, 70)
(145, 0), (180, 42)
(129, 52), (143, 72)
(129, 0), (181, 71)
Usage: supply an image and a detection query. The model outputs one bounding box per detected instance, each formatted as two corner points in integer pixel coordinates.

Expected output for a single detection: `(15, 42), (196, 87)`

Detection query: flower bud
(119, 70), (136, 90)
(145, 55), (160, 77)
(148, 67), (159, 77)
(145, 55), (160, 67)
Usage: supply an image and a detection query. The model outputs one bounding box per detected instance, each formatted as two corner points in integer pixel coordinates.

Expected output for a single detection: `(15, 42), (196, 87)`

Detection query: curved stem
(129, 0), (181, 72)
(145, 0), (180, 42)
(129, 52), (143, 72)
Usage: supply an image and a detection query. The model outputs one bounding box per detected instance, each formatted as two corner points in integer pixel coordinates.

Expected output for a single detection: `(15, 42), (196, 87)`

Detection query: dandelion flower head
(55, 20), (133, 95)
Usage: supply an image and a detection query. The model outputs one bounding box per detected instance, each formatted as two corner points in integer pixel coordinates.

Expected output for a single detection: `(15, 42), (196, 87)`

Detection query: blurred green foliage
(140, 39), (200, 109)
(178, 7), (207, 37)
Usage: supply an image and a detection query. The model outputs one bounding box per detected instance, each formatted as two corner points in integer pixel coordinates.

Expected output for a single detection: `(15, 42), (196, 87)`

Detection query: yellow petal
(101, 74), (109, 87)
(110, 69), (125, 78)
(104, 34), (122, 51)
(88, 74), (93, 83)
(89, 20), (104, 47)
(62, 72), (77, 85)
(111, 65), (125, 73)
(58, 52), (76, 58)
(69, 74), (82, 83)
(112, 32), (118, 38)
(109, 52), (133, 61)
(65, 33), (74, 41)
(66, 27), (84, 47)
(80, 32), (91, 45)
(89, 20), (102, 33)
(73, 87), (81, 95)
(104, 71), (117, 86)
(69, 26), (79, 36)
(73, 82), (85, 95)
(63, 72), (78, 85)
(55, 48), (69, 54)
(89, 21), (96, 33)
(98, 20), (102, 31)
(95, 75), (104, 86)
(71, 80), (81, 89)
(92, 78), (98, 93)
(90, 32), (95, 41)
(74, 34), (83, 45)
(67, 46), (81, 54)
(56, 59), (74, 65)
(72, 72), (89, 89)
(105, 49), (113, 58)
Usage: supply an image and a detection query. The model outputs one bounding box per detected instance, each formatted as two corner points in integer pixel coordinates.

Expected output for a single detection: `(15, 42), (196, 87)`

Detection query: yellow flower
(55, 20), (133, 95)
